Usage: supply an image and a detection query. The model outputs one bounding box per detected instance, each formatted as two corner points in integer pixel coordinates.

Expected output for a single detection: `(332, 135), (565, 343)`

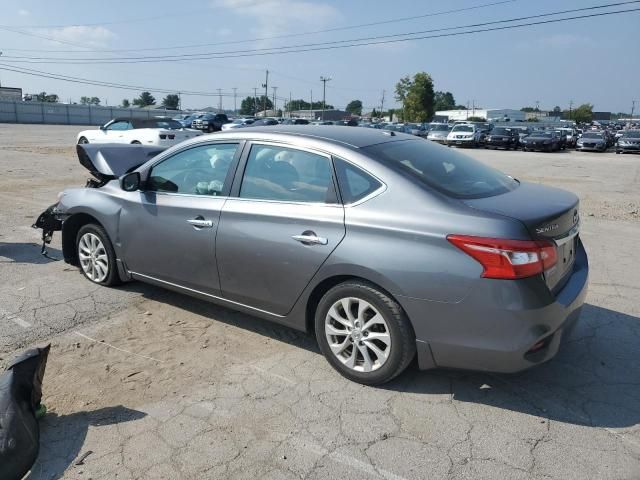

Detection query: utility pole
(320, 75), (332, 121)
(253, 87), (258, 116)
(217, 88), (222, 112)
(535, 100), (540, 111)
(262, 70), (269, 116)
(310, 90), (313, 118)
(380, 90), (386, 119)
(272, 86), (278, 115)
(631, 100), (636, 123)
(289, 91), (292, 117)
(178, 92), (182, 111)
(569, 100), (573, 121)
(233, 87), (237, 115)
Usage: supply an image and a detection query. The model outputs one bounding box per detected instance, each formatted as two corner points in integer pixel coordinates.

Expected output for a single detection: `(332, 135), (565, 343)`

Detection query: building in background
(435, 108), (526, 122)
(288, 109), (350, 121)
(0, 87), (23, 102)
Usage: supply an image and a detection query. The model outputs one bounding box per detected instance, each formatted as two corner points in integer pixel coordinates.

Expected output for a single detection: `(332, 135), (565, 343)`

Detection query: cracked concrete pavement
(1, 124), (639, 479)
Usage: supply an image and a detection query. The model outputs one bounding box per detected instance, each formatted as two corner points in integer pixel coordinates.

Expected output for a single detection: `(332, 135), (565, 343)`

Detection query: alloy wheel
(78, 232), (109, 283)
(324, 297), (391, 373)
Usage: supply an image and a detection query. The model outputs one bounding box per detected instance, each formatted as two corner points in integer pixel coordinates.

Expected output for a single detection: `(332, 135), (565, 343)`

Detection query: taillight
(168, 134), (175, 140)
(159, 134), (167, 139)
(447, 235), (557, 280)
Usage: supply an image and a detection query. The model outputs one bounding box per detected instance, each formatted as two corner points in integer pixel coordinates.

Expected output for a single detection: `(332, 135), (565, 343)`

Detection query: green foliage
(35, 92), (59, 103)
(284, 99), (333, 111)
(80, 96), (100, 106)
(345, 99), (363, 116)
(133, 91), (156, 107)
(161, 94), (180, 110)
(401, 72), (435, 122)
(571, 103), (594, 123)
(434, 91), (456, 112)
(552, 106), (562, 114)
(121, 99), (130, 108)
(467, 116), (486, 122)
(240, 96), (274, 115)
(520, 107), (536, 112)
(454, 105), (468, 110)
(527, 117), (540, 122)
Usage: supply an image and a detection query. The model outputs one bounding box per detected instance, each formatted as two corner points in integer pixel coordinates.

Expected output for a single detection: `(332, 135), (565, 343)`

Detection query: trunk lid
(76, 144), (165, 182)
(463, 181), (580, 292)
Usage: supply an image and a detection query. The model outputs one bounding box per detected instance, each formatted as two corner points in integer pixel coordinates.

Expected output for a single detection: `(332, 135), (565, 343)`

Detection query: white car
(77, 118), (203, 146)
(446, 123), (483, 147)
(220, 118), (255, 131)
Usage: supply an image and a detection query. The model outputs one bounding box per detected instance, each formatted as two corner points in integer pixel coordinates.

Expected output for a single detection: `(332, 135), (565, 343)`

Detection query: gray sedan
(34, 126), (588, 385)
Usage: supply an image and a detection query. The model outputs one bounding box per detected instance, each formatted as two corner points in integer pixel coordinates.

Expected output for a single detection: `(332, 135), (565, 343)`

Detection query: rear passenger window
(240, 145), (337, 203)
(334, 158), (382, 204)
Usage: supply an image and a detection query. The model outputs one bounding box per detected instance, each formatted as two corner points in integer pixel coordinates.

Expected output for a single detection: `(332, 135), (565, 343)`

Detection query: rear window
(363, 140), (518, 199)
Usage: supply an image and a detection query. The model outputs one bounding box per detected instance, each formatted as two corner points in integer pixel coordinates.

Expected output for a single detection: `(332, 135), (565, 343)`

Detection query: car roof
(207, 125), (412, 148)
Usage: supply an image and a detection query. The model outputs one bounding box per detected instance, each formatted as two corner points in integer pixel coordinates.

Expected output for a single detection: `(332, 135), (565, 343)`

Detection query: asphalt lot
(1, 123), (639, 480)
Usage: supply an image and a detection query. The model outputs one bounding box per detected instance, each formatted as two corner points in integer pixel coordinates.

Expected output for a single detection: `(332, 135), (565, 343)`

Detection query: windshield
(430, 124), (449, 131)
(622, 130), (640, 138)
(531, 131), (552, 138)
(582, 132), (603, 139)
(491, 128), (510, 135)
(452, 125), (473, 132)
(364, 140), (518, 199)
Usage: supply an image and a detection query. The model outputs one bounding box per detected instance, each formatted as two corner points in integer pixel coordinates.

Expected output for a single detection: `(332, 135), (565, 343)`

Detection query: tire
(207, 125), (214, 133)
(77, 137), (89, 144)
(314, 281), (416, 385)
(131, 140), (142, 145)
(76, 224), (121, 286)
(616, 150), (621, 154)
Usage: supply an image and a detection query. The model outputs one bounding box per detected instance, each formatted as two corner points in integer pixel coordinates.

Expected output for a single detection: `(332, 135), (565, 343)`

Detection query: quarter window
(106, 121), (132, 131)
(240, 145), (337, 203)
(148, 143), (238, 195)
(334, 158), (382, 204)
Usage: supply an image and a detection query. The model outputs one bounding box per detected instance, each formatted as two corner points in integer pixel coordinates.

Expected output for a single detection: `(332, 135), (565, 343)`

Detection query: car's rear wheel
(131, 140), (142, 145)
(76, 224), (120, 286)
(77, 137), (89, 144)
(207, 125), (214, 133)
(315, 281), (415, 385)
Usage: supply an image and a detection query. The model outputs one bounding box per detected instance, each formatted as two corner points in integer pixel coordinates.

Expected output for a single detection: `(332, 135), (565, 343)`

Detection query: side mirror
(121, 172), (141, 192)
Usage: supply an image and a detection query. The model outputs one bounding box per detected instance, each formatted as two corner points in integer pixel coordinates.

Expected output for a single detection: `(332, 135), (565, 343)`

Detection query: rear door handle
(292, 232), (328, 246)
(187, 217), (214, 228)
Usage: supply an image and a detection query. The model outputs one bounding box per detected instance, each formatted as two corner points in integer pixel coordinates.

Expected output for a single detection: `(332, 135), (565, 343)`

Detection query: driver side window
(148, 143), (238, 196)
(106, 121), (132, 131)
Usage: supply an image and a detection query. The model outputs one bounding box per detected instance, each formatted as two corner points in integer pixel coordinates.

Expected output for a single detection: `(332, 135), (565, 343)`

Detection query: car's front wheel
(315, 281), (415, 385)
(77, 137), (89, 144)
(76, 224), (120, 286)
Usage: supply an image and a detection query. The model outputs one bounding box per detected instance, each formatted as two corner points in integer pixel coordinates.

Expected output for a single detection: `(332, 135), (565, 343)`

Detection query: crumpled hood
(76, 144), (166, 181)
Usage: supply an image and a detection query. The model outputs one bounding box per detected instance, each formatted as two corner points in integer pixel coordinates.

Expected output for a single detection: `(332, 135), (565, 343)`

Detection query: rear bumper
(401, 239), (589, 373)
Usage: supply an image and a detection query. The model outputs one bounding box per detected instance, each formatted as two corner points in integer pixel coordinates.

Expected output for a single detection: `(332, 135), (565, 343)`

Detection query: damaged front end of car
(31, 143), (166, 258)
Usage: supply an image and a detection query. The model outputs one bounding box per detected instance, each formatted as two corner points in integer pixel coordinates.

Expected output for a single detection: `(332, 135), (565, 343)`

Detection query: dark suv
(192, 113), (230, 133)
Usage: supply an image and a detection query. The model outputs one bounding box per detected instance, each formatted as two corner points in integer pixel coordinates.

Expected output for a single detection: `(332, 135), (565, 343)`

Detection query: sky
(0, 0), (638, 113)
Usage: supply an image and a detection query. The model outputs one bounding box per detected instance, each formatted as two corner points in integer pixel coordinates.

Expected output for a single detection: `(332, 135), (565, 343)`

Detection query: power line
(2, 2), (638, 64)
(0, 0), (518, 54)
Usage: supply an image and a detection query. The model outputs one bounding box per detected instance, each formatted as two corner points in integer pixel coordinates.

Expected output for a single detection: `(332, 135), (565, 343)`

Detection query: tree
(520, 107), (536, 112)
(80, 96), (100, 105)
(239, 95), (273, 116)
(572, 103), (594, 123)
(400, 72), (435, 122)
(35, 91), (59, 103)
(454, 104), (467, 110)
(133, 91), (156, 107)
(283, 99), (333, 112)
(467, 116), (487, 122)
(121, 99), (131, 108)
(527, 117), (539, 122)
(162, 94), (180, 110)
(552, 106), (562, 115)
(345, 99), (363, 116)
(433, 91), (456, 112)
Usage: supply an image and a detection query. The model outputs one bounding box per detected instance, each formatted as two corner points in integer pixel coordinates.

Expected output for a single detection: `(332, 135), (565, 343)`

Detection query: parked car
(426, 123), (451, 144)
(221, 118), (255, 131)
(403, 123), (429, 137)
(35, 127), (588, 385)
(251, 118), (279, 126)
(576, 131), (608, 152)
(446, 123), (483, 147)
(281, 118), (310, 125)
(551, 129), (567, 150)
(484, 127), (519, 150)
(192, 113), (230, 133)
(558, 128), (578, 148)
(76, 118), (202, 146)
(615, 130), (640, 154)
(520, 131), (562, 152)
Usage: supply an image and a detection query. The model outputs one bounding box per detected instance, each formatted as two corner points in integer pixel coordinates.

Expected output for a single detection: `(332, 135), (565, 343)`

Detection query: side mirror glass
(121, 172), (141, 192)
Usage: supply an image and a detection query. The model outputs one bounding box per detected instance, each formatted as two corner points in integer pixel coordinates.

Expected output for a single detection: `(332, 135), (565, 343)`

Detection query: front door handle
(292, 231), (328, 246)
(187, 217), (214, 229)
